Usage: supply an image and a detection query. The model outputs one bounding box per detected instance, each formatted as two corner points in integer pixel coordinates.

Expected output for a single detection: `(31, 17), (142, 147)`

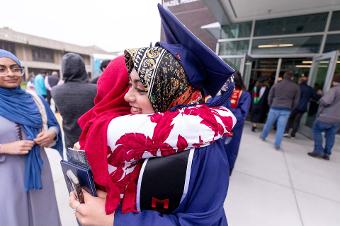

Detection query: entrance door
(301, 51), (339, 137)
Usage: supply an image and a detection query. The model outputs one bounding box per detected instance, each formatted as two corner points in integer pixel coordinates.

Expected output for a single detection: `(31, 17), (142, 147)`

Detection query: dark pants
(312, 120), (340, 156)
(285, 109), (304, 136)
(46, 90), (52, 105)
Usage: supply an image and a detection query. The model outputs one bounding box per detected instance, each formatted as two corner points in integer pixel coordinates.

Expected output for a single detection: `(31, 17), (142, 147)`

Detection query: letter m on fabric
(151, 197), (170, 211)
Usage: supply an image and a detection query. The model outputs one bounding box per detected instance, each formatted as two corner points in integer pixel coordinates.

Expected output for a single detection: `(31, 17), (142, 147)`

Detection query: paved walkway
(226, 124), (340, 226)
(46, 124), (340, 226)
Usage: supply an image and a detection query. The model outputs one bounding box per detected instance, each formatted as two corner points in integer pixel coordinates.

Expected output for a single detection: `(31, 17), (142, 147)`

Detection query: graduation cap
(157, 4), (235, 97)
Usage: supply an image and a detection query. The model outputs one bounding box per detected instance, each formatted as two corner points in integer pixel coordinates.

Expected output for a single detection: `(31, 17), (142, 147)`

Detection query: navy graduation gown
(114, 139), (230, 226)
(225, 91), (251, 173)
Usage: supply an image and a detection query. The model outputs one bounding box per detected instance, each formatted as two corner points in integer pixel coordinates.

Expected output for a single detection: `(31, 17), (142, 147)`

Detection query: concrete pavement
(46, 124), (340, 226)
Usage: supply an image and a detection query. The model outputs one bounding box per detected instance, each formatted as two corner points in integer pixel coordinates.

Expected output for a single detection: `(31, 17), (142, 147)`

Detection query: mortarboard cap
(157, 4), (235, 97)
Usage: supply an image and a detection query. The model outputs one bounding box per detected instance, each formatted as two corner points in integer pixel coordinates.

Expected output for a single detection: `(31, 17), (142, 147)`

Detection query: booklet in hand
(60, 148), (97, 199)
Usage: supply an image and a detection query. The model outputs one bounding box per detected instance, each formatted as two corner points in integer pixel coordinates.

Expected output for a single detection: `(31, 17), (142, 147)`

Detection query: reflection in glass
(329, 11), (340, 31)
(324, 34), (340, 52)
(306, 60), (330, 127)
(280, 58), (312, 82)
(254, 13), (327, 36)
(248, 58), (278, 92)
(252, 36), (322, 55)
(220, 22), (252, 39)
(223, 58), (242, 71)
(219, 40), (249, 55)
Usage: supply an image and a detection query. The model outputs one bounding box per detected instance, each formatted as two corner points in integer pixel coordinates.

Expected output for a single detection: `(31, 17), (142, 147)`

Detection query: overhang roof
(202, 0), (340, 24)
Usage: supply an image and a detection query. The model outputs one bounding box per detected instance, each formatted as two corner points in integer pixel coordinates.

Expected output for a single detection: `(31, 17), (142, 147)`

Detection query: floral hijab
(124, 46), (202, 112)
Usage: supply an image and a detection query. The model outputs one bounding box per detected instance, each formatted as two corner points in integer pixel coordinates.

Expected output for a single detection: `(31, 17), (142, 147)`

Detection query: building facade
(164, 0), (340, 135)
(0, 27), (109, 80)
(162, 0), (217, 50)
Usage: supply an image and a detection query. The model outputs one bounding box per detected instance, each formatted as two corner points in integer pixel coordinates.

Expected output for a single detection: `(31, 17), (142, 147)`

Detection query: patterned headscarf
(124, 46), (202, 112)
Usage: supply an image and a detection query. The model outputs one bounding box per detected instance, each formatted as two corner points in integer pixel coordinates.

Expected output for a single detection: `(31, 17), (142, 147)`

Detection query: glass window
(221, 22), (252, 39)
(324, 34), (340, 52)
(223, 58), (242, 71)
(254, 13), (328, 36)
(329, 11), (340, 31)
(248, 58), (278, 91)
(32, 47), (54, 63)
(251, 36), (322, 55)
(218, 40), (249, 55)
(280, 58), (312, 82)
(0, 41), (15, 54)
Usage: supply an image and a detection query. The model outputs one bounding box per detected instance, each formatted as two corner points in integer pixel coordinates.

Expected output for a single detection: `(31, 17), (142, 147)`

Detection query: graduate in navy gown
(69, 4), (238, 226)
(224, 71), (251, 174)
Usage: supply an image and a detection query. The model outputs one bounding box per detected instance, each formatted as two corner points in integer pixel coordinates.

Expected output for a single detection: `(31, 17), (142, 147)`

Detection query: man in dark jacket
(308, 75), (340, 160)
(51, 53), (97, 149)
(284, 76), (315, 138)
(260, 71), (300, 150)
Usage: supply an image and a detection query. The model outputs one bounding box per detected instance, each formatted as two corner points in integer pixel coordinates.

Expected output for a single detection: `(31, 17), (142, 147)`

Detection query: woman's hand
(0, 140), (34, 155)
(34, 130), (56, 147)
(69, 190), (114, 226)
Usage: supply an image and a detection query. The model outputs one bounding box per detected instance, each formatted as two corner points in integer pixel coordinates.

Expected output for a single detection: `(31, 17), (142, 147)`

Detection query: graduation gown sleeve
(114, 140), (230, 226)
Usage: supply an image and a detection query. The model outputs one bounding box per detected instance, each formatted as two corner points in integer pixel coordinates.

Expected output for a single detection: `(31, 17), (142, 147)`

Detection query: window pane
(223, 58), (242, 71)
(221, 22), (252, 38)
(329, 11), (340, 31)
(248, 58), (278, 90)
(0, 41), (15, 54)
(251, 36), (322, 55)
(219, 40), (249, 55)
(32, 47), (54, 63)
(254, 13), (328, 36)
(280, 58), (312, 82)
(324, 34), (340, 52)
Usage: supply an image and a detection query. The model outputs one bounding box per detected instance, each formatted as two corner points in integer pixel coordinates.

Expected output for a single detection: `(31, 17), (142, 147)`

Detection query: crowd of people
(0, 3), (339, 226)
(248, 71), (340, 159)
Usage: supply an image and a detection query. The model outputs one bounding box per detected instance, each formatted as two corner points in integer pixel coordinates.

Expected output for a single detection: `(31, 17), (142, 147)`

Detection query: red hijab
(77, 55), (130, 213)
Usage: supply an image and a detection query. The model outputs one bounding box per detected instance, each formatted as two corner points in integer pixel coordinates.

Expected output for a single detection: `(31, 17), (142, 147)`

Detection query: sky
(0, 0), (162, 52)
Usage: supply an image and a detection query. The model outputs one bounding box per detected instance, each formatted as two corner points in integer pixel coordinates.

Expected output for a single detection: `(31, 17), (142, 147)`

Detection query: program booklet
(60, 148), (97, 197)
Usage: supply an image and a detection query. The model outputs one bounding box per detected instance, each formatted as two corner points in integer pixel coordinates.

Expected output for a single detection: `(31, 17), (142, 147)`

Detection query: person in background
(225, 71), (251, 173)
(308, 75), (340, 160)
(51, 53), (97, 149)
(0, 49), (63, 226)
(284, 75), (315, 138)
(45, 71), (61, 105)
(91, 59), (111, 84)
(250, 77), (269, 132)
(26, 72), (35, 91)
(260, 71), (300, 150)
(34, 72), (47, 98)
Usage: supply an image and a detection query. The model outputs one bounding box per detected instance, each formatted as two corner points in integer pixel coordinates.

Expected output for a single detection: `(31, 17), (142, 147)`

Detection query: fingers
(18, 140), (34, 154)
(73, 142), (80, 150)
(82, 189), (92, 202)
(69, 192), (81, 209)
(34, 133), (53, 147)
(34, 134), (47, 144)
(35, 131), (44, 138)
(22, 140), (34, 148)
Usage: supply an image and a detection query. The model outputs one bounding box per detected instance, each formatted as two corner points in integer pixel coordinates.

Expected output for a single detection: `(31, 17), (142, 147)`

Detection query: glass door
(300, 51), (338, 137)
(248, 58), (278, 92)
